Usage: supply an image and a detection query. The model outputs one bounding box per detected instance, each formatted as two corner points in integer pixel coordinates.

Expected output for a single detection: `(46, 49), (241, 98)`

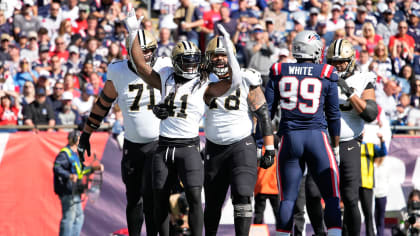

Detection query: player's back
(270, 62), (339, 134)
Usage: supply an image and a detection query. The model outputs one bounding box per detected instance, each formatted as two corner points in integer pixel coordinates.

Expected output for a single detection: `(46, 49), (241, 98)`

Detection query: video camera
(406, 201), (420, 235)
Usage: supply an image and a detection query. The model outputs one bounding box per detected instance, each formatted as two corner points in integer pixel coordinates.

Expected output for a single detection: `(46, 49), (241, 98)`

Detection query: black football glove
(153, 103), (172, 120)
(260, 149), (275, 169)
(77, 132), (91, 163)
(337, 78), (355, 98)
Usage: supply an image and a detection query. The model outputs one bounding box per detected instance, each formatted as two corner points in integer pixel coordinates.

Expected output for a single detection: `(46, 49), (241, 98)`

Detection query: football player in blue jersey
(265, 30), (342, 236)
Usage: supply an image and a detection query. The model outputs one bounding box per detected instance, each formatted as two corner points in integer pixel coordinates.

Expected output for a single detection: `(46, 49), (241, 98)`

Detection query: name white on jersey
(205, 68), (262, 145)
(158, 67), (210, 139)
(107, 60), (161, 143)
(339, 71), (376, 141)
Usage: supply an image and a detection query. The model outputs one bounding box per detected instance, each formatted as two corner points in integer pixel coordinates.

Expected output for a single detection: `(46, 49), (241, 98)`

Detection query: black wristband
(100, 91), (116, 103)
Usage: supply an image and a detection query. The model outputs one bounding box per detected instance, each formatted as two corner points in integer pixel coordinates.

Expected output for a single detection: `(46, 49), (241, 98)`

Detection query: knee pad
(233, 203), (252, 218)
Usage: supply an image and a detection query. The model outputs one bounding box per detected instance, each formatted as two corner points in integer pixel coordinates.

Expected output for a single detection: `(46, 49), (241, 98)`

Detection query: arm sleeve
(265, 73), (278, 120)
(53, 152), (71, 179)
(325, 80), (341, 137)
(374, 141), (387, 157)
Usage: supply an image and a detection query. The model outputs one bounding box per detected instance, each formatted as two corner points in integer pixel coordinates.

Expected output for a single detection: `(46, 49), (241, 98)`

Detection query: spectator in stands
(407, 11), (420, 54)
(390, 39), (413, 75)
(384, 0), (398, 15)
(49, 55), (66, 82)
(262, 0), (287, 32)
(36, 73), (52, 96)
(246, 24), (276, 87)
(293, 14), (306, 33)
(73, 3), (89, 35)
(230, 0), (259, 25)
(362, 22), (383, 56)
(373, 42), (393, 79)
(61, 0), (79, 22)
(318, 1), (331, 22)
(393, 93), (412, 128)
(389, 21), (415, 58)
(65, 45), (82, 75)
(41, 2), (62, 38)
(398, 65), (416, 94)
(173, 0), (203, 47)
(156, 28), (175, 58)
(358, 50), (372, 73)
(407, 106), (420, 134)
(376, 79), (400, 123)
(0, 34), (12, 61)
(0, 10), (12, 36)
(52, 20), (73, 47)
(355, 6), (371, 37)
(232, 15), (251, 66)
(14, 57), (39, 92)
(20, 81), (35, 106)
(37, 27), (50, 47)
(213, 5), (237, 39)
(81, 37), (103, 68)
(13, 0), (41, 36)
(410, 76), (420, 107)
(72, 84), (94, 119)
(344, 20), (366, 47)
(23, 86), (55, 131)
(77, 60), (94, 90)
(265, 18), (282, 47)
(50, 36), (69, 62)
(20, 31), (40, 63)
(47, 81), (64, 113)
(6, 44), (21, 79)
(33, 44), (51, 74)
(306, 7), (320, 31)
(84, 15), (99, 39)
(201, 0), (222, 44)
(0, 60), (15, 93)
(17, 32), (29, 50)
(377, 9), (398, 46)
(327, 5), (345, 32)
(89, 72), (103, 96)
(0, 93), (20, 126)
(53, 131), (103, 236)
(55, 92), (82, 132)
(394, 0), (416, 23)
(63, 73), (81, 98)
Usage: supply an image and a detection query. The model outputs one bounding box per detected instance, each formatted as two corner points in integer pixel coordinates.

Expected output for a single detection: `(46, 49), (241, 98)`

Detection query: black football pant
(121, 139), (158, 236)
(359, 187), (374, 236)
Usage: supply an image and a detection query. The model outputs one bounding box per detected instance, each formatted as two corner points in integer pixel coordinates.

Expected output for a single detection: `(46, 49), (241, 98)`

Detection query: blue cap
(84, 84), (94, 95)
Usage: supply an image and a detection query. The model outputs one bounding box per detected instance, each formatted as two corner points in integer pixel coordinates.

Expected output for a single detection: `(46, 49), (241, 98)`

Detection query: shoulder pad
(321, 64), (338, 82)
(106, 60), (127, 81)
(270, 62), (282, 77)
(241, 68), (262, 86)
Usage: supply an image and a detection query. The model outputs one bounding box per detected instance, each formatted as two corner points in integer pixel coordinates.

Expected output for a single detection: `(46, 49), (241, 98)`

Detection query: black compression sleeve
(100, 91), (116, 103)
(360, 99), (378, 122)
(254, 103), (273, 137)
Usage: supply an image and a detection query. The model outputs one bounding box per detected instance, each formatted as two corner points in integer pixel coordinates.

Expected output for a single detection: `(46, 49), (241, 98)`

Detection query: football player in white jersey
(307, 39), (378, 236)
(202, 35), (275, 236)
(77, 30), (171, 236)
(124, 10), (243, 236)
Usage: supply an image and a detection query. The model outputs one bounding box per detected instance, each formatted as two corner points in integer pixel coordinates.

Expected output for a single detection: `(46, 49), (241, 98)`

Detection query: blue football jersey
(266, 62), (341, 136)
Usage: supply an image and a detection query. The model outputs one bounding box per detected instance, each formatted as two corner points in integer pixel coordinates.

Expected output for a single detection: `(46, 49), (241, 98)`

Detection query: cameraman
(53, 131), (103, 236)
(405, 189), (420, 236)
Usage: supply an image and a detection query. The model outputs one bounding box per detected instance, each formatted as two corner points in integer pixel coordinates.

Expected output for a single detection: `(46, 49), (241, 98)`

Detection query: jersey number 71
(279, 76), (322, 114)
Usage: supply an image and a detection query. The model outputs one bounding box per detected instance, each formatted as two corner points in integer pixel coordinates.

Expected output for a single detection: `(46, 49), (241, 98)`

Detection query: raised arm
(124, 9), (162, 90)
(204, 25), (243, 103)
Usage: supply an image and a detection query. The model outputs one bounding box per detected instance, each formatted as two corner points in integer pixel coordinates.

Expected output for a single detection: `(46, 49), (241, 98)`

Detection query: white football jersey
(205, 68), (262, 145)
(158, 67), (211, 139)
(338, 71), (376, 141)
(107, 59), (161, 143)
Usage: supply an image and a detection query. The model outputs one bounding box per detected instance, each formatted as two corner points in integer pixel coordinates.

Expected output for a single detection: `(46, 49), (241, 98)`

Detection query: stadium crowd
(0, 0), (419, 133)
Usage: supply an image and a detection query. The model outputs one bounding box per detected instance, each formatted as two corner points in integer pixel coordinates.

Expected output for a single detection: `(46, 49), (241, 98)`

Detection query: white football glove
(217, 24), (242, 94)
(123, 8), (144, 75)
(332, 146), (340, 166)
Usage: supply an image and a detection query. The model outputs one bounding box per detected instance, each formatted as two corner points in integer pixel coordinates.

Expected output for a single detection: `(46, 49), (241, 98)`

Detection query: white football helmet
(292, 30), (324, 63)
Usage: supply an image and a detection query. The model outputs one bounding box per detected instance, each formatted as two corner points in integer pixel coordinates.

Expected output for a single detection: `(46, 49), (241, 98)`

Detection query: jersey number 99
(279, 76), (322, 114)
